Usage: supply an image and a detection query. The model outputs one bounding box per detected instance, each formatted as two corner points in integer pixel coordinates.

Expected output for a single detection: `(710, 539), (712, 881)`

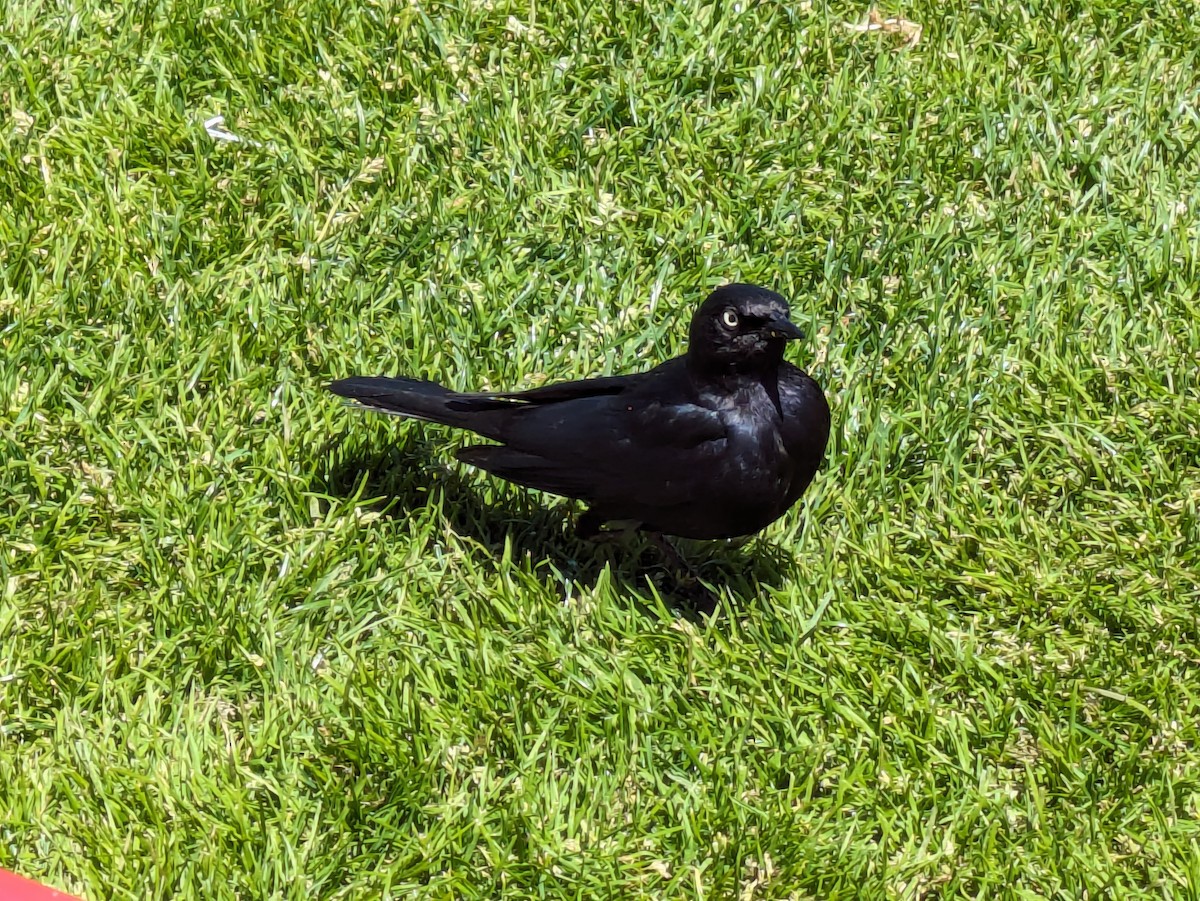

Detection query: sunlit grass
(2, 0), (1199, 897)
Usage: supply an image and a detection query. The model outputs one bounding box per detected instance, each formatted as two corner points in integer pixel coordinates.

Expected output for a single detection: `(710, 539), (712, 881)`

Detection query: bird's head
(687, 283), (804, 375)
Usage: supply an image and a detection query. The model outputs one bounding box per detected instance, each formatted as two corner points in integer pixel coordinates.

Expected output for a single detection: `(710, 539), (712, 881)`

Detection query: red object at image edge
(0, 869), (80, 901)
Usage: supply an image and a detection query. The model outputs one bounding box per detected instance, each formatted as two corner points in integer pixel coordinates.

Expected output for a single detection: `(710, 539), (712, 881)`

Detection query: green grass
(3, 0), (1200, 896)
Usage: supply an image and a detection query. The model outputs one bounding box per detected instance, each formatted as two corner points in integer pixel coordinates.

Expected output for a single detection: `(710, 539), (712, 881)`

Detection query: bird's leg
(646, 532), (719, 615)
(646, 532), (697, 578)
(578, 512), (719, 615)
(574, 508), (608, 542)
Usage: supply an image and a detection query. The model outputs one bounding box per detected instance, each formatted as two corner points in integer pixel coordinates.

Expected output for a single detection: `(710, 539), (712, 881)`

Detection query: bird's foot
(576, 509), (640, 544)
(644, 531), (693, 575)
(646, 532), (720, 617)
(676, 579), (720, 617)
(576, 513), (721, 616)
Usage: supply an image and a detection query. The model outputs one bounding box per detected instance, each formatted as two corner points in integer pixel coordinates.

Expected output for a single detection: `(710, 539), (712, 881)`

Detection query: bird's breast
(706, 395), (795, 517)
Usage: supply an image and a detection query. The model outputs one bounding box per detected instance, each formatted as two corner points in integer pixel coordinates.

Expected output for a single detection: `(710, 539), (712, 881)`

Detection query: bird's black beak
(765, 316), (804, 341)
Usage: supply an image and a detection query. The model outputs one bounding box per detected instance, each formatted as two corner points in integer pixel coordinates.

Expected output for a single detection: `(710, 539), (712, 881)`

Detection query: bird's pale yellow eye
(721, 309), (739, 329)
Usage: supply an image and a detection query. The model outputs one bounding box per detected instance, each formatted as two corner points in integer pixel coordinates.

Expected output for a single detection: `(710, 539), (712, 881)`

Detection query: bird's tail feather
(327, 376), (513, 440)
(329, 376), (460, 422)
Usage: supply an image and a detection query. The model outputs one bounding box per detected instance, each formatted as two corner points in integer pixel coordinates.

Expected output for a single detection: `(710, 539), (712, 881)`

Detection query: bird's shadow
(317, 434), (794, 619)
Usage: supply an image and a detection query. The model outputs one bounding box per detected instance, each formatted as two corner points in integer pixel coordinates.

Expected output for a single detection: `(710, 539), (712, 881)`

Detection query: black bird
(329, 283), (830, 545)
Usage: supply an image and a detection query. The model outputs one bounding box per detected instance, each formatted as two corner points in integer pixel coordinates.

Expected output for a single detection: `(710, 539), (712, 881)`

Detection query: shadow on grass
(317, 435), (793, 619)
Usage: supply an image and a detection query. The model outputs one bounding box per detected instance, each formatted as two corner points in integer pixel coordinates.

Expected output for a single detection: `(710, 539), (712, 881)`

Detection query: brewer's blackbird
(329, 283), (830, 543)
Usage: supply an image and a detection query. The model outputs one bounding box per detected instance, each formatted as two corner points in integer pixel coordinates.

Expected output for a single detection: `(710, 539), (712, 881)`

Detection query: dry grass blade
(844, 7), (923, 47)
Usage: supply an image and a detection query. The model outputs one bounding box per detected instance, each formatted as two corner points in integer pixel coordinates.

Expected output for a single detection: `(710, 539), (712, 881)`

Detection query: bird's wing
(495, 374), (634, 404)
(459, 383), (729, 508)
(445, 361), (728, 452)
(442, 374), (631, 412)
(341, 360), (731, 510)
(499, 359), (727, 456)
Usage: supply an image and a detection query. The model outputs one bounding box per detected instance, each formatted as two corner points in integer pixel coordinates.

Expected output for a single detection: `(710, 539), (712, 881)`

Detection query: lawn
(2, 0), (1199, 896)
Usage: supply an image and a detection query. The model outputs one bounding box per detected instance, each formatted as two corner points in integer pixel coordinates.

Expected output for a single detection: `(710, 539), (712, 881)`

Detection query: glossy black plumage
(329, 284), (831, 541)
